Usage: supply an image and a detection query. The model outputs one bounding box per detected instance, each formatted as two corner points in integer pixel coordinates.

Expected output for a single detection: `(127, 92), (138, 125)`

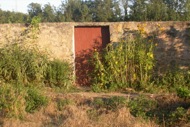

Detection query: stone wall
(110, 22), (190, 71)
(0, 22), (190, 70)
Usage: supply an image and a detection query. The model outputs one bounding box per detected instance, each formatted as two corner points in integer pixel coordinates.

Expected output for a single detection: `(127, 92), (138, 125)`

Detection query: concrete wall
(0, 22), (190, 71)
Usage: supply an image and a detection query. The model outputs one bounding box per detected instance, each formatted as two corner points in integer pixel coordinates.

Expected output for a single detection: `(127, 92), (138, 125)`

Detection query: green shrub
(25, 87), (48, 113)
(157, 69), (190, 91)
(45, 59), (72, 89)
(0, 44), (73, 90)
(90, 32), (155, 91)
(0, 44), (47, 85)
(92, 98), (107, 109)
(128, 96), (157, 119)
(169, 107), (190, 125)
(92, 96), (127, 111)
(176, 86), (190, 100)
(0, 83), (26, 118)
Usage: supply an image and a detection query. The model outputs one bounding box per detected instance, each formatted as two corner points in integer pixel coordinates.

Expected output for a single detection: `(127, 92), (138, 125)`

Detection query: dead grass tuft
(1, 92), (159, 127)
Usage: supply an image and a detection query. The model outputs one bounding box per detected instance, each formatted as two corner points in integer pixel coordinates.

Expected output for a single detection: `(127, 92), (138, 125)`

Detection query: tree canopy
(0, 0), (190, 23)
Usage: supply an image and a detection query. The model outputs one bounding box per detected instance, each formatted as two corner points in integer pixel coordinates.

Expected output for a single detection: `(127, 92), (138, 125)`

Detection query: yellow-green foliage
(91, 32), (155, 91)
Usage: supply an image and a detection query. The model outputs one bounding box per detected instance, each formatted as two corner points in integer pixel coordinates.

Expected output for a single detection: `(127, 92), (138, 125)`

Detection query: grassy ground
(0, 87), (189, 127)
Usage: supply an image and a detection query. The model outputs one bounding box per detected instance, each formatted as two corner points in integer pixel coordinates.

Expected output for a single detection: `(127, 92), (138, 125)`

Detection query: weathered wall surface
(0, 22), (190, 70)
(110, 22), (190, 71)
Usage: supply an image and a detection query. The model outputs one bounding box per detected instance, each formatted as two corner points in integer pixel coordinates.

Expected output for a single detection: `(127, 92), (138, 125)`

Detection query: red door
(75, 26), (110, 86)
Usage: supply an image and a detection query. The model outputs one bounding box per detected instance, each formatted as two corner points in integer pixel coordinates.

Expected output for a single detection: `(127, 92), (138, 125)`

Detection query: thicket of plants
(90, 23), (190, 94)
(91, 31), (154, 92)
(0, 17), (73, 118)
(88, 23), (190, 126)
(90, 24), (154, 92)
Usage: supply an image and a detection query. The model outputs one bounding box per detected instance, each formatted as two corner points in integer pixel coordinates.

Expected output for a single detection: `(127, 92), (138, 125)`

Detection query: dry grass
(1, 92), (159, 127)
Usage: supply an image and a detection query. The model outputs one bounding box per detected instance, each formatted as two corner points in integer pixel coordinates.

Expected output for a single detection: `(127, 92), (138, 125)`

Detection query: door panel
(74, 26), (110, 86)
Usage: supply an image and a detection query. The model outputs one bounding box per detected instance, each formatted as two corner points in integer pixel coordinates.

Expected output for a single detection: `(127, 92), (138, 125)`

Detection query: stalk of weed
(0, 44), (48, 85)
(45, 59), (73, 89)
(90, 30), (155, 91)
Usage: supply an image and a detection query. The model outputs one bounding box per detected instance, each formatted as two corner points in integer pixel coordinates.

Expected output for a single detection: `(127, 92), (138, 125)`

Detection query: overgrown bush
(45, 59), (72, 89)
(0, 44), (47, 85)
(25, 86), (48, 113)
(127, 96), (157, 119)
(0, 42), (72, 90)
(91, 32), (155, 91)
(0, 16), (73, 89)
(169, 107), (190, 126)
(176, 86), (190, 100)
(156, 68), (190, 90)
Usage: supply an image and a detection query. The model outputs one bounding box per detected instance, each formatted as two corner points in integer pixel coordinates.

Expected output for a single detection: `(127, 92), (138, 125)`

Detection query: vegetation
(0, 17), (73, 120)
(45, 59), (72, 89)
(91, 26), (155, 91)
(0, 1), (189, 127)
(87, 23), (190, 126)
(88, 95), (190, 127)
(92, 96), (127, 111)
(57, 98), (73, 111)
(0, 44), (47, 85)
(0, 0), (190, 23)
(0, 84), (26, 118)
(25, 86), (48, 113)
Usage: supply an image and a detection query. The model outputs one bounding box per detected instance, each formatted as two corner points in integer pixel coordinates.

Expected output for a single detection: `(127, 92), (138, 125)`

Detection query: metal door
(74, 26), (110, 86)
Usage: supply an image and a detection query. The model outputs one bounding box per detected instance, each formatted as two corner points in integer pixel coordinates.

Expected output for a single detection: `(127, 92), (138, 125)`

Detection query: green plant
(169, 107), (190, 125)
(0, 44), (47, 85)
(176, 86), (190, 100)
(104, 96), (127, 110)
(128, 96), (157, 119)
(92, 96), (127, 111)
(25, 86), (48, 113)
(90, 31), (155, 91)
(92, 98), (105, 109)
(57, 98), (73, 111)
(0, 83), (26, 118)
(161, 70), (189, 87)
(45, 59), (73, 89)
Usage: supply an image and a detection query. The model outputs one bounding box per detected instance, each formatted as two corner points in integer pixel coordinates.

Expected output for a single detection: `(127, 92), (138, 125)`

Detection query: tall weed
(91, 32), (155, 91)
(0, 44), (47, 85)
(45, 59), (73, 89)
